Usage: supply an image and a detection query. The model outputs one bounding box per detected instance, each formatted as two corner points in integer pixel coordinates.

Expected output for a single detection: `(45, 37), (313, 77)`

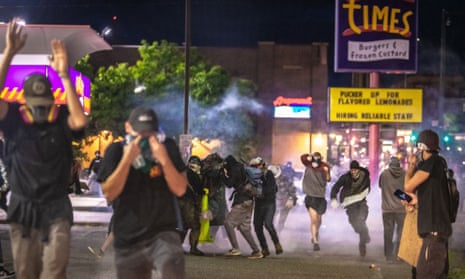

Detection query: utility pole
(184, 0), (191, 134)
(439, 9), (447, 128)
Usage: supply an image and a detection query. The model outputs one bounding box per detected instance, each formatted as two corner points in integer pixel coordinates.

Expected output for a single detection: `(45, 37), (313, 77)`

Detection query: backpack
(440, 156), (460, 223)
(244, 166), (264, 199)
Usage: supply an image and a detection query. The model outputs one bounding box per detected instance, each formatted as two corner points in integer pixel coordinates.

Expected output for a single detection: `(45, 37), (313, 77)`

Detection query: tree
(90, 63), (135, 136)
(81, 40), (259, 155)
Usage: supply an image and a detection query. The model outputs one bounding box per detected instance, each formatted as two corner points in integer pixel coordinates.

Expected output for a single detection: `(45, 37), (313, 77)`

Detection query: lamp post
(439, 9), (447, 128)
(184, 0), (191, 134)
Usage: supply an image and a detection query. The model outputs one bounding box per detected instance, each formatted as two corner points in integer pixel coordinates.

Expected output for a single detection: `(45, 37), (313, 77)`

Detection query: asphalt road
(0, 190), (464, 279)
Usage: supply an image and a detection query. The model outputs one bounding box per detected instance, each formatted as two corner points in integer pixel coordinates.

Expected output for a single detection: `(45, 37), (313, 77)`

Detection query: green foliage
(82, 39), (258, 154)
(131, 40), (185, 96)
(90, 63), (135, 136)
(190, 64), (229, 106)
(74, 55), (94, 79)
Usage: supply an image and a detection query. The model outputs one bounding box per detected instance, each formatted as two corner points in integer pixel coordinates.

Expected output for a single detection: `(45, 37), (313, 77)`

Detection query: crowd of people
(0, 18), (457, 279)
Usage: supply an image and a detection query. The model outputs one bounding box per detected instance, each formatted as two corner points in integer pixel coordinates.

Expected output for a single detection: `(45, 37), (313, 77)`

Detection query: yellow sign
(329, 87), (422, 123)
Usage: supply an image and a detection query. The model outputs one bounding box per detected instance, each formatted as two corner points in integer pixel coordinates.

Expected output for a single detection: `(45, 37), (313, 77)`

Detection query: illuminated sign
(273, 96), (312, 119)
(328, 87), (422, 123)
(0, 65), (91, 114)
(334, 0), (418, 73)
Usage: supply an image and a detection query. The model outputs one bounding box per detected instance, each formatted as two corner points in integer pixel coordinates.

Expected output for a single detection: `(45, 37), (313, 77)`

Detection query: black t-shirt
(0, 103), (84, 229)
(89, 156), (102, 174)
(97, 137), (186, 249)
(416, 153), (452, 237)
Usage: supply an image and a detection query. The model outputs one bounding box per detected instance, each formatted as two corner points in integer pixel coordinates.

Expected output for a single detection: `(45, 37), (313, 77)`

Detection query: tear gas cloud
(140, 83), (264, 147)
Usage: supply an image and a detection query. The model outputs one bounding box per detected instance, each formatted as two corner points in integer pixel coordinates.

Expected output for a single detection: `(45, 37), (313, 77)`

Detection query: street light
(100, 26), (112, 39)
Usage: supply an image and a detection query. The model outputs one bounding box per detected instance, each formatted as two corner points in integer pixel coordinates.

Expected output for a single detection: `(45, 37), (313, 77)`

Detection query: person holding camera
(301, 152), (331, 251)
(97, 106), (187, 279)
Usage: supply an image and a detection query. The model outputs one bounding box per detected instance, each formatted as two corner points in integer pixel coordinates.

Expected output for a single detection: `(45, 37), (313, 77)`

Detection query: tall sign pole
(334, 0), (418, 179)
(184, 0), (191, 135)
(439, 9), (447, 128)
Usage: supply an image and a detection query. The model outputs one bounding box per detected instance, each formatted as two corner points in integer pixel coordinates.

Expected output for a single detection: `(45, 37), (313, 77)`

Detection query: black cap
(128, 106), (159, 133)
(350, 160), (360, 169)
(23, 74), (54, 106)
(188, 155), (201, 165)
(418, 129), (440, 151)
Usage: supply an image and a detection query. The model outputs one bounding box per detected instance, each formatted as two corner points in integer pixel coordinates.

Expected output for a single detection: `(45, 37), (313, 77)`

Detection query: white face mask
(311, 162), (319, 168)
(416, 142), (428, 162)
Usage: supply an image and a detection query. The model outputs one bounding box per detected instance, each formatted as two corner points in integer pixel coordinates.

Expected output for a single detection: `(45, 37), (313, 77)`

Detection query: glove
(330, 199), (339, 209)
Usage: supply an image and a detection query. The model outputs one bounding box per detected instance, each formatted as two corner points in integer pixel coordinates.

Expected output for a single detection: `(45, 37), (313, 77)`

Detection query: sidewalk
(0, 194), (112, 226)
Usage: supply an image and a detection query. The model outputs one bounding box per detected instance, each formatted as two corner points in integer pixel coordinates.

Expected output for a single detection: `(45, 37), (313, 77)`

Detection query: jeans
(254, 201), (280, 250)
(416, 234), (449, 279)
(382, 211), (405, 259)
(115, 231), (185, 279)
(345, 200), (370, 244)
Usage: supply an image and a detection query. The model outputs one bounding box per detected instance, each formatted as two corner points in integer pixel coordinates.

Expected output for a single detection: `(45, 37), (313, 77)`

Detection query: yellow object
(198, 188), (214, 243)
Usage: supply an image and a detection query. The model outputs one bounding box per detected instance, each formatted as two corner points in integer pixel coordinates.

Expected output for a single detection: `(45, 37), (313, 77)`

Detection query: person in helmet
(178, 155), (205, 255)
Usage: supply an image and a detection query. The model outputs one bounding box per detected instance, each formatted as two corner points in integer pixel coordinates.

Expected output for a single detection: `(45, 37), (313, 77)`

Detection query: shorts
(304, 195), (327, 215)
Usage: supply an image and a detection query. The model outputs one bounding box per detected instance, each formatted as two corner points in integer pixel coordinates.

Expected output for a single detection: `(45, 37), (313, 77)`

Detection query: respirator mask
(30, 105), (52, 123)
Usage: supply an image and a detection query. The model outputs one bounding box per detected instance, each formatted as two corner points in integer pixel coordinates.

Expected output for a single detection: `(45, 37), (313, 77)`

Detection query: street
(0, 190), (464, 278)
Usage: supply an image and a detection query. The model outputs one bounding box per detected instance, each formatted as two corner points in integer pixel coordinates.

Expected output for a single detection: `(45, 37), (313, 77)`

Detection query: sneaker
(190, 247), (205, 256)
(275, 243), (283, 255)
(224, 248), (241, 256)
(313, 243), (320, 251)
(88, 246), (104, 258)
(248, 250), (264, 259)
(0, 267), (15, 278)
(262, 248), (270, 257)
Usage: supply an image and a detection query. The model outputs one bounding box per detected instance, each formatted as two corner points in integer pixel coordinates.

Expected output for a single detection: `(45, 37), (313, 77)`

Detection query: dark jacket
(223, 155), (253, 206)
(330, 167), (370, 205)
(256, 169), (277, 204)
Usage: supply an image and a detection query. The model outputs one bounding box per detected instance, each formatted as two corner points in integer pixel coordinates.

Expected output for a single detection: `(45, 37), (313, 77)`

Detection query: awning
(0, 24), (112, 65)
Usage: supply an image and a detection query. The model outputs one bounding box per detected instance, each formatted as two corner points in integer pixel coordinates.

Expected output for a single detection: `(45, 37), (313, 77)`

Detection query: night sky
(0, 0), (464, 76)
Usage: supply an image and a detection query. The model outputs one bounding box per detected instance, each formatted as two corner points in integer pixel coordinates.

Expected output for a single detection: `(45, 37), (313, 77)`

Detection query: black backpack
(440, 156), (460, 223)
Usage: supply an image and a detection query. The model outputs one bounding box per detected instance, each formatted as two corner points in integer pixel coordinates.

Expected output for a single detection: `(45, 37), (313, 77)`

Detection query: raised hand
(5, 18), (27, 55)
(49, 39), (69, 77)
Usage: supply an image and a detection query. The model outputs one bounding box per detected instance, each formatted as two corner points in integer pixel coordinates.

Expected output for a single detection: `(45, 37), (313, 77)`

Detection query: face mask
(311, 156), (321, 168)
(125, 135), (155, 172)
(415, 142), (428, 162)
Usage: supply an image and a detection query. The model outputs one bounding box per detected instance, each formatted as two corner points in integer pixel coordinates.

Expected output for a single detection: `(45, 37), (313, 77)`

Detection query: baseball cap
(128, 106), (159, 133)
(23, 74), (54, 106)
(350, 160), (360, 169)
(417, 129), (440, 151)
